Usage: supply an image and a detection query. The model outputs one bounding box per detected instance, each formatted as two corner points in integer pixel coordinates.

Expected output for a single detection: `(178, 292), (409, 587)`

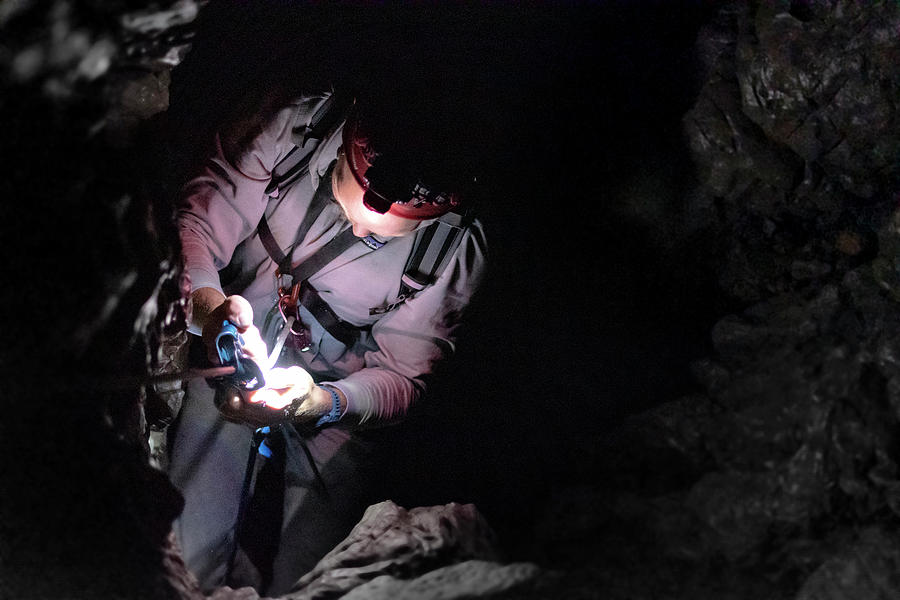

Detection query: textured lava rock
(795, 527), (900, 600)
(530, 2), (900, 598)
(339, 561), (540, 600)
(282, 501), (506, 599)
(681, 1), (900, 305)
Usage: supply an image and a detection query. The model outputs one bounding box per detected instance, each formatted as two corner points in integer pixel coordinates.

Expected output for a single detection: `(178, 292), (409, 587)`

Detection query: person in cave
(165, 85), (487, 596)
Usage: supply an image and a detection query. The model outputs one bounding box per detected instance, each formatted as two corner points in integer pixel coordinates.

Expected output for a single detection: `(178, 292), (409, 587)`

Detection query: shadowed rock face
(1, 2), (204, 596)
(206, 501), (536, 600)
(290, 501), (503, 596)
(5, 1), (900, 599)
(528, 2), (900, 599)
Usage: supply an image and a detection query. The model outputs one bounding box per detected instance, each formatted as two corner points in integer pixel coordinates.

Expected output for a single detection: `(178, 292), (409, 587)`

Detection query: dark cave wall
(526, 2), (900, 599)
(1, 2), (202, 597)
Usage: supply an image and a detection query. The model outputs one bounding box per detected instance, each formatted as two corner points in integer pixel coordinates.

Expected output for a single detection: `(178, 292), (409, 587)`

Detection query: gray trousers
(167, 378), (378, 596)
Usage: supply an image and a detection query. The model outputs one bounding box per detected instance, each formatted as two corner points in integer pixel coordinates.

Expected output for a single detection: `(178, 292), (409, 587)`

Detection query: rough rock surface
(340, 560), (541, 600)
(794, 527), (900, 600)
(282, 501), (533, 600)
(204, 501), (537, 600)
(527, 2), (900, 599)
(286, 501), (502, 597)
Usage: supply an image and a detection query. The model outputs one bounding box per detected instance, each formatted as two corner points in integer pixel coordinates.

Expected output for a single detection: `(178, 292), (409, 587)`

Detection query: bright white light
(247, 366), (314, 409)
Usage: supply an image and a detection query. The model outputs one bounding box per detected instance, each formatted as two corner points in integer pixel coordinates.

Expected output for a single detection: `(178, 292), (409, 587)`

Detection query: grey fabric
(168, 378), (251, 590)
(167, 377), (379, 596)
(268, 426), (377, 596)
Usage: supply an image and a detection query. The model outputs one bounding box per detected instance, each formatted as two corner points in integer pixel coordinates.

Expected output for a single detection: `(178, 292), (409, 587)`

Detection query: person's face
(331, 152), (420, 238)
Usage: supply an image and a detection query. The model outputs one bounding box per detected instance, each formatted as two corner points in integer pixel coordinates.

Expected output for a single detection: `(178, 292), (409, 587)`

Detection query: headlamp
(341, 104), (462, 220)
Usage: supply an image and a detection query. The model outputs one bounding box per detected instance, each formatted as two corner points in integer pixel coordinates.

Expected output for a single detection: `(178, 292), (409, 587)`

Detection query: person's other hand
(216, 366), (318, 427)
(248, 366), (314, 409)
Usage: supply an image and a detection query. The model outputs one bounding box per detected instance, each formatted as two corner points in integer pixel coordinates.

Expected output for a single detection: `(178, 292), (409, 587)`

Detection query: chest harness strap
(261, 156), (381, 351)
(263, 216), (374, 350)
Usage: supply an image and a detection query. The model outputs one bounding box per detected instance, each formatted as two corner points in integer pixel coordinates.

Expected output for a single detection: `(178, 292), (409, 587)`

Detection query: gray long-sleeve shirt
(177, 94), (487, 423)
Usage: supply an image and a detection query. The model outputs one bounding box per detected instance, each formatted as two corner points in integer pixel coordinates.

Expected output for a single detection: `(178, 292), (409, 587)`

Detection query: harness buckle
(275, 269), (290, 298)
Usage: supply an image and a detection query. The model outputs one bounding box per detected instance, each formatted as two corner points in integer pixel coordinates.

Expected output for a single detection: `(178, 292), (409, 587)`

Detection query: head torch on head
(341, 103), (464, 220)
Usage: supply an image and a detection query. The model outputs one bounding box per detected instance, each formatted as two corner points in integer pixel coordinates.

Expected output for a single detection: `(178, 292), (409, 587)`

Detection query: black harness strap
(258, 146), (372, 348)
(260, 160), (338, 275)
(287, 226), (360, 284)
(226, 422), (331, 583)
(297, 281), (359, 347)
(264, 145), (306, 197)
(259, 218), (372, 347)
(257, 215), (289, 273)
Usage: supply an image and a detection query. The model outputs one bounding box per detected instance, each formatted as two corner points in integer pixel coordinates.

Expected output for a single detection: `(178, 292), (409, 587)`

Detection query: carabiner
(276, 284), (311, 351)
(274, 269), (289, 298)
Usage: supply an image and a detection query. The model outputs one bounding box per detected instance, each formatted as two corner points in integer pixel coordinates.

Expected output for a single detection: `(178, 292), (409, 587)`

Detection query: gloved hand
(216, 365), (318, 427)
(201, 295), (267, 366)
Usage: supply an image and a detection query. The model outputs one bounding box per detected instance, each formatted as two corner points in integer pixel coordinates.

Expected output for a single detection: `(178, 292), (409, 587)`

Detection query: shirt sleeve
(329, 220), (488, 424)
(176, 101), (306, 303)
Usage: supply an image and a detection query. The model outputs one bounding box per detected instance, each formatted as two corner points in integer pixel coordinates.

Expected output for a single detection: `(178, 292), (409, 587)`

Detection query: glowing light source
(246, 366), (314, 409)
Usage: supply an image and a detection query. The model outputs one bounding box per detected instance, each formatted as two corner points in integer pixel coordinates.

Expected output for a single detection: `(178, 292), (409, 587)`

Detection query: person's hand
(248, 366), (314, 409)
(216, 366), (321, 427)
(201, 295), (268, 366)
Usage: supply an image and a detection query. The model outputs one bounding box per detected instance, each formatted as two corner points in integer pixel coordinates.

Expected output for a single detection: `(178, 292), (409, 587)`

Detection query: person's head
(330, 146), (423, 238)
(330, 87), (477, 238)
